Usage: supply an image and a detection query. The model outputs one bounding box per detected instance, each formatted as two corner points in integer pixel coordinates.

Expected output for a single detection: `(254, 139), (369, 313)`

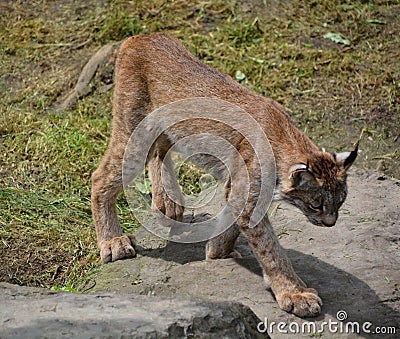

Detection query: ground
(0, 0), (399, 293)
(89, 169), (400, 338)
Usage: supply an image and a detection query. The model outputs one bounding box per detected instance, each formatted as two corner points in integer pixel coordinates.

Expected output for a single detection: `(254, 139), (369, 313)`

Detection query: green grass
(1, 0), (399, 288)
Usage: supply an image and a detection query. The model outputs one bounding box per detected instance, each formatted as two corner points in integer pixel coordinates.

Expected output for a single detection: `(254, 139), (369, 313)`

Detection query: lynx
(91, 34), (357, 317)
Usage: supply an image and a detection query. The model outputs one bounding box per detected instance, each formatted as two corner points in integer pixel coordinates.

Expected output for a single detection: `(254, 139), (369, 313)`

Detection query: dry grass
(0, 0), (399, 288)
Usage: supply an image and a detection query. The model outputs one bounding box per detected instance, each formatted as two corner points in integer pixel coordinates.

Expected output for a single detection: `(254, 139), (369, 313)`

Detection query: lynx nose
(322, 214), (337, 227)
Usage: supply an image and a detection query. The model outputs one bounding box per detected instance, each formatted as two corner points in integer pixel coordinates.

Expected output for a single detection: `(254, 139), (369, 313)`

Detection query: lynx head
(280, 145), (358, 227)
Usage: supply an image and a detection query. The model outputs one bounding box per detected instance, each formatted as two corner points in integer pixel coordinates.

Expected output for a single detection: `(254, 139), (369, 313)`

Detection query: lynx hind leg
(206, 223), (241, 259)
(148, 148), (184, 221)
(91, 136), (136, 264)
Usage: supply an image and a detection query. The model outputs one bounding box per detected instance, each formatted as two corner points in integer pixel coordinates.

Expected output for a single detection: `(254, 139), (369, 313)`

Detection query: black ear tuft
(335, 141), (359, 172)
(344, 141), (359, 169)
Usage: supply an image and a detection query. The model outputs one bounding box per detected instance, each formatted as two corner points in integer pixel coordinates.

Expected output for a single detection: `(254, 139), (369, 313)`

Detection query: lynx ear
(289, 163), (316, 188)
(335, 141), (359, 172)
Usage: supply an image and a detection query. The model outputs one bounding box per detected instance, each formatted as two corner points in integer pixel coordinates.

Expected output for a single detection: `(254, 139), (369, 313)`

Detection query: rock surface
(90, 169), (400, 338)
(0, 282), (265, 339)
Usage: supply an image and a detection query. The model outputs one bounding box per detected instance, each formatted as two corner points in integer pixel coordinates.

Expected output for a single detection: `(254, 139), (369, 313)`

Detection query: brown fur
(91, 34), (357, 317)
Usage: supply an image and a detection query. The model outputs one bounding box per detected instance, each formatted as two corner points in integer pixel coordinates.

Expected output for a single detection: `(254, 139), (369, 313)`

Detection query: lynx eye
(309, 203), (323, 211)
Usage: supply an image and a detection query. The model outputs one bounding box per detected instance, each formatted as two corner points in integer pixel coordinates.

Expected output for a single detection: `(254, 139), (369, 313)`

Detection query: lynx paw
(206, 249), (242, 260)
(227, 250), (242, 259)
(99, 235), (136, 263)
(152, 195), (184, 221)
(276, 288), (322, 317)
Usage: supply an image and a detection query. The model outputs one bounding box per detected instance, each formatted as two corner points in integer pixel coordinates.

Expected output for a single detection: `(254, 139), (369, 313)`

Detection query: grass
(0, 0), (399, 288)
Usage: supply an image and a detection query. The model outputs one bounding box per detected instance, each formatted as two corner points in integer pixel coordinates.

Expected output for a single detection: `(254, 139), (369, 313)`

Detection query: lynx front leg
(91, 137), (136, 263)
(239, 216), (322, 317)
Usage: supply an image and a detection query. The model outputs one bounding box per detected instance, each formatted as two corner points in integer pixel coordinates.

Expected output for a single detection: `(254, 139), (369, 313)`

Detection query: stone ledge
(0, 282), (266, 339)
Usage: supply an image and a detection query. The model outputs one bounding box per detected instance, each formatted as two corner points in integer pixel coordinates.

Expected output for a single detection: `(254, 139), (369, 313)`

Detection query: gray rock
(0, 282), (266, 339)
(90, 169), (400, 338)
